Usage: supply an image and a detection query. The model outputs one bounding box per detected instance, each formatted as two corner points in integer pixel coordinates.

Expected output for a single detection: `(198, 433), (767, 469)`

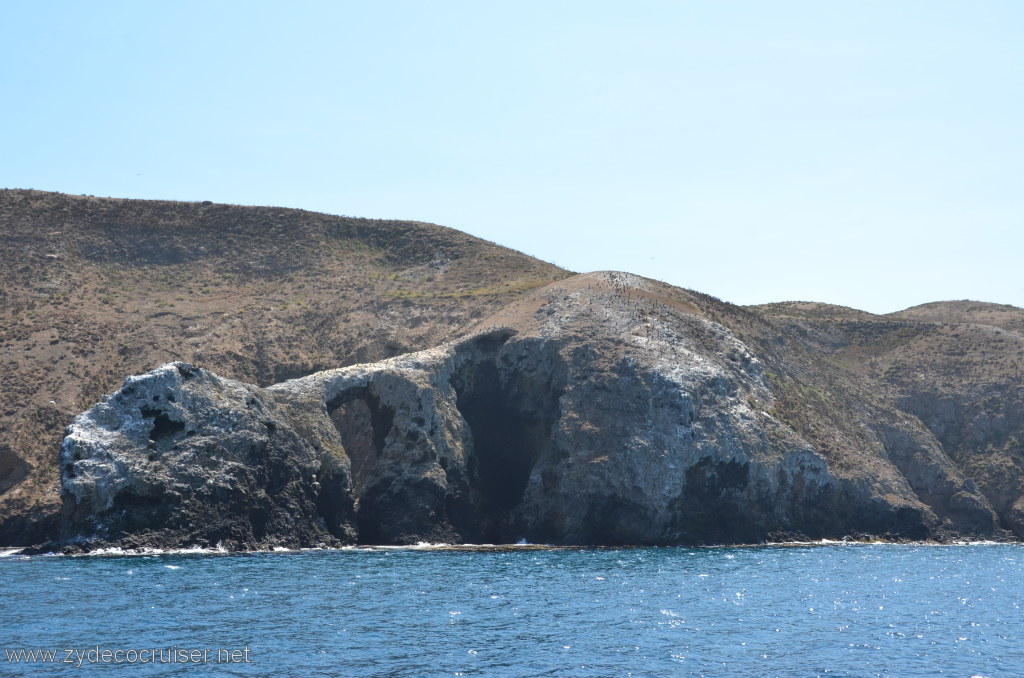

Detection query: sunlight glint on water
(2, 544), (1020, 676)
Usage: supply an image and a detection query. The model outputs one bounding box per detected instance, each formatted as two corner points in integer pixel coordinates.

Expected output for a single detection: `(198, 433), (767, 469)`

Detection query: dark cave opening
(326, 387), (395, 498)
(452, 348), (563, 540)
(455, 361), (532, 513)
(140, 406), (185, 444)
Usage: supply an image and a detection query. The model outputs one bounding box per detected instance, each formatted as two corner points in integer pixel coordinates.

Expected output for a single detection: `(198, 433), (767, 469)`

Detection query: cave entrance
(452, 348), (562, 541)
(326, 387), (394, 500)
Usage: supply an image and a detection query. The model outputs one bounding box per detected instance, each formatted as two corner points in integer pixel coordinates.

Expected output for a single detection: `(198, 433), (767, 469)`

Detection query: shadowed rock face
(50, 273), (1012, 551)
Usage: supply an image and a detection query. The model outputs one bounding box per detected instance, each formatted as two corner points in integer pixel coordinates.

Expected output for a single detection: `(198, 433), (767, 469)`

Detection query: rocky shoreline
(34, 273), (1020, 553)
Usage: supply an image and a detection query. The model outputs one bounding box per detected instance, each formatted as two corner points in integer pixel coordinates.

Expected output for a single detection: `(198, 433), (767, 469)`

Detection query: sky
(2, 1), (1022, 314)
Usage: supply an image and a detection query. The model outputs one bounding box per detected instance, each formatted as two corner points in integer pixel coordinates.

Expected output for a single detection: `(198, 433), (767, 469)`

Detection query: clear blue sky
(2, 1), (1022, 314)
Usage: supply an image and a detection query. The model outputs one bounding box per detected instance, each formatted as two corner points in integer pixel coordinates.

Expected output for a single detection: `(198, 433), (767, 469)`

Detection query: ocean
(2, 543), (1020, 676)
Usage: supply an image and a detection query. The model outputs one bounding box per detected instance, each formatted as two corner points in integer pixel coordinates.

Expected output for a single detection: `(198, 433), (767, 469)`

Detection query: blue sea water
(1, 543), (1021, 677)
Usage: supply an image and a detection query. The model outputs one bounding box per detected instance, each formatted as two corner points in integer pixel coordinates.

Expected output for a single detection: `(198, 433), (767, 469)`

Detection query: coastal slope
(0, 189), (569, 544)
(53, 273), (1018, 550)
(3, 191), (1022, 549)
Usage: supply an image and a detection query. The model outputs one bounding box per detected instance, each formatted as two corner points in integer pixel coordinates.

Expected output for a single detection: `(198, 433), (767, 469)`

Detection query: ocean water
(1, 543), (1021, 677)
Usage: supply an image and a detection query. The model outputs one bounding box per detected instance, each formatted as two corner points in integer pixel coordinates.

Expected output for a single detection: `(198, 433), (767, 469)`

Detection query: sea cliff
(51, 273), (1014, 550)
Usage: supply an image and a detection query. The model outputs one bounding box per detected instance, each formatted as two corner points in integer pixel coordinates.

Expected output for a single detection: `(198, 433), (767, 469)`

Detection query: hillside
(889, 301), (1024, 333)
(0, 189), (571, 543)
(3, 190), (1023, 548)
(48, 272), (1021, 550)
(750, 300), (1024, 533)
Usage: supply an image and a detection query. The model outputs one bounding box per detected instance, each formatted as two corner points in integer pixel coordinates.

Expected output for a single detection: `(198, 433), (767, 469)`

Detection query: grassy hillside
(0, 189), (571, 542)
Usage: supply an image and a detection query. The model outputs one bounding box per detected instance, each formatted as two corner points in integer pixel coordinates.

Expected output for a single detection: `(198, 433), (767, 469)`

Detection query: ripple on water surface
(2, 543), (1021, 676)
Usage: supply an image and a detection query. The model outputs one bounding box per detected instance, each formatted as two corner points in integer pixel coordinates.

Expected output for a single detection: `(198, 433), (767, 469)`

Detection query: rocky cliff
(50, 272), (1017, 551)
(3, 192), (1022, 550)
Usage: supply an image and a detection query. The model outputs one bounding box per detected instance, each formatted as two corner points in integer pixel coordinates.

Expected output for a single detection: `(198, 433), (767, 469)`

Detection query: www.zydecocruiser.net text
(4, 645), (253, 667)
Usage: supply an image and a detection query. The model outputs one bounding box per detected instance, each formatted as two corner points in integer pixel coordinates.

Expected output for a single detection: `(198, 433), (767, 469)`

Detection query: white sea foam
(358, 542), (457, 550)
(67, 543), (231, 557)
(952, 540), (1005, 546)
(12, 539), (1014, 560)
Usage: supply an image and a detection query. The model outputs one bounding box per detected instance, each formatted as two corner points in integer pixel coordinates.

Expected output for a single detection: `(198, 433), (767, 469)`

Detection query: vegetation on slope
(0, 190), (570, 542)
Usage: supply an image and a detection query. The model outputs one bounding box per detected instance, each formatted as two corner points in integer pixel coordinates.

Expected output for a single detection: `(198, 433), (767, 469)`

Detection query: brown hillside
(889, 300), (1024, 334)
(751, 300), (1024, 534)
(0, 189), (571, 543)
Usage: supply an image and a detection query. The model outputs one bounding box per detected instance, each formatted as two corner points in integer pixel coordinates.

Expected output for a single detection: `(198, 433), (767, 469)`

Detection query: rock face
(59, 363), (355, 551)
(53, 272), (1014, 551)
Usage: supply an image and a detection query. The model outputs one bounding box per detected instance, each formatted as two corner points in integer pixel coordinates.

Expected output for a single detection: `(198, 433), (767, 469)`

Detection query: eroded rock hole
(140, 406), (185, 442)
(327, 388), (395, 498)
